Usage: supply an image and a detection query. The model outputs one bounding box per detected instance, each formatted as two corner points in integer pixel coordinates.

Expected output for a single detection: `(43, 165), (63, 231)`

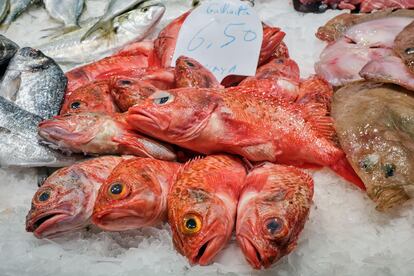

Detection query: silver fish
(0, 96), (79, 167)
(44, 0), (85, 34)
(0, 0), (9, 24)
(0, 47), (66, 119)
(37, 2), (165, 65)
(0, 34), (18, 65)
(80, 0), (146, 41)
(2, 0), (35, 27)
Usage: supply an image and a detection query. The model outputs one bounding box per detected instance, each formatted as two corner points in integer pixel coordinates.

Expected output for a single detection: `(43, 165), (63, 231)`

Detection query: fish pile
(294, 0), (414, 13)
(313, 9), (414, 211)
(19, 5), (372, 269)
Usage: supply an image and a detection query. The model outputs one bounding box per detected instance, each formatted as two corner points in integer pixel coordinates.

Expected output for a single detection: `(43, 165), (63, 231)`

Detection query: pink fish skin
(168, 155), (247, 265)
(38, 112), (176, 161)
(26, 156), (125, 238)
(93, 157), (181, 231)
(236, 163), (314, 269)
(126, 84), (365, 189)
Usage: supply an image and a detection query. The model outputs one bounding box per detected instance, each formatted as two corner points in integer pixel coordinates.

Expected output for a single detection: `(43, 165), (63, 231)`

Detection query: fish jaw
(190, 235), (228, 266)
(237, 235), (279, 269)
(26, 208), (75, 239)
(92, 207), (151, 231)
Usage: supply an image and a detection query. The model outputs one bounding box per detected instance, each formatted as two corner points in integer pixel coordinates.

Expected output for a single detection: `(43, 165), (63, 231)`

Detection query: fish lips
(128, 108), (170, 132)
(187, 235), (228, 266)
(38, 119), (94, 146)
(26, 210), (73, 239)
(237, 235), (280, 269)
(92, 208), (148, 231)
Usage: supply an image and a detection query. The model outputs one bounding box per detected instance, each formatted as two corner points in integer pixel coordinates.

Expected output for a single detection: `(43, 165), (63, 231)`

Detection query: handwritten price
(187, 22), (258, 52)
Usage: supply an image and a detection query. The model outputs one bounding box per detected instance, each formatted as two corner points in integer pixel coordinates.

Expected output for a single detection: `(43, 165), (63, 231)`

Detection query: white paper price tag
(171, 0), (263, 82)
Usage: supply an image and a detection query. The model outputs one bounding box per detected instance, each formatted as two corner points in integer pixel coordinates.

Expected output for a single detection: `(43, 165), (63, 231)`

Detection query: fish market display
(332, 82), (414, 211)
(236, 163), (314, 269)
(0, 47), (66, 119)
(43, 0), (85, 35)
(0, 34), (18, 66)
(92, 157), (180, 231)
(38, 112), (177, 161)
(0, 96), (78, 167)
(81, 0), (145, 41)
(1, 0), (34, 27)
(168, 155), (247, 265)
(126, 84), (363, 188)
(37, 2), (165, 64)
(175, 56), (221, 89)
(26, 156), (125, 238)
(60, 80), (119, 114)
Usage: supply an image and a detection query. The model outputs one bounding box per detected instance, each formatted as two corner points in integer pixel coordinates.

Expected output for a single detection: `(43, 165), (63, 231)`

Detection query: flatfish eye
(383, 163), (396, 178)
(405, 48), (414, 55)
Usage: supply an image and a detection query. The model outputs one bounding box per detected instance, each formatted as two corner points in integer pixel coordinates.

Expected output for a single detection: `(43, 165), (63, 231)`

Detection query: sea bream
(236, 163), (313, 269)
(0, 47), (66, 119)
(0, 96), (78, 168)
(92, 157), (181, 231)
(43, 0), (85, 35)
(26, 156), (125, 238)
(38, 112), (177, 161)
(168, 155), (247, 265)
(126, 84), (364, 188)
(332, 82), (414, 211)
(0, 34), (18, 67)
(37, 2), (165, 65)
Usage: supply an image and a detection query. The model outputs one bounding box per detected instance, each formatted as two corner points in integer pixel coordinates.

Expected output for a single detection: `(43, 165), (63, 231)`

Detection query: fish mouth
(26, 210), (72, 239)
(128, 109), (168, 131)
(237, 235), (266, 269)
(190, 235), (225, 266)
(38, 120), (92, 145)
(92, 209), (147, 231)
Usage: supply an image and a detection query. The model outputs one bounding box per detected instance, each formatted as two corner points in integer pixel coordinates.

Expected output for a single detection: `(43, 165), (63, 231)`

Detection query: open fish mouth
(38, 120), (93, 145)
(92, 208), (147, 231)
(190, 235), (225, 266)
(237, 235), (266, 269)
(26, 211), (72, 238)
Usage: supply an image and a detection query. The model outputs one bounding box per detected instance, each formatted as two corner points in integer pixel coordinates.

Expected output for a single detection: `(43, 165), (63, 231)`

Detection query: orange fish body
(168, 155), (247, 265)
(297, 75), (333, 112)
(92, 157), (181, 231)
(175, 56), (221, 89)
(26, 156), (124, 238)
(38, 112), (176, 161)
(60, 80), (119, 115)
(236, 163), (314, 269)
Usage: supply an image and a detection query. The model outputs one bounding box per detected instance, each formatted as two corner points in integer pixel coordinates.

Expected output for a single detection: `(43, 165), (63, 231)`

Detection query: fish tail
(41, 25), (81, 39)
(80, 19), (113, 42)
(330, 155), (366, 190)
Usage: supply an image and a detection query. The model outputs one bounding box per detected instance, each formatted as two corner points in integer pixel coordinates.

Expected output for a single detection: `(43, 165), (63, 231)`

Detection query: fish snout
(237, 235), (278, 270)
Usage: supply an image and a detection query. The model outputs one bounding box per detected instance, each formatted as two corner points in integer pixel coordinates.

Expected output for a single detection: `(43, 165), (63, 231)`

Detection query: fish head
(25, 166), (95, 238)
(60, 81), (118, 114)
(38, 112), (108, 150)
(236, 164), (313, 269)
(128, 88), (219, 143)
(175, 56), (220, 88)
(118, 2), (166, 34)
(11, 47), (52, 72)
(92, 158), (178, 230)
(111, 78), (158, 111)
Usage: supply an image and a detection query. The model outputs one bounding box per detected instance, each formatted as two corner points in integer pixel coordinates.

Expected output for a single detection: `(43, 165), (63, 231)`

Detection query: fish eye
(383, 163), (396, 178)
(185, 60), (195, 67)
(118, 79), (132, 86)
(36, 189), (51, 203)
(151, 91), (174, 105)
(107, 182), (129, 200)
(70, 101), (82, 110)
(181, 213), (202, 235)
(263, 217), (287, 239)
(141, 7), (149, 12)
(405, 47), (414, 55)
